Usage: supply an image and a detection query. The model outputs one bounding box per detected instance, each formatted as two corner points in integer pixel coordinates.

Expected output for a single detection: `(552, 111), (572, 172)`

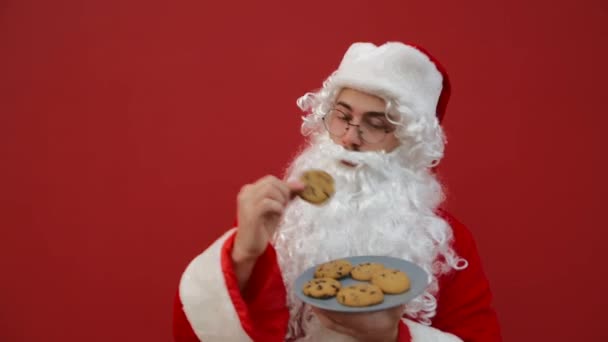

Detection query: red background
(1, 0), (607, 341)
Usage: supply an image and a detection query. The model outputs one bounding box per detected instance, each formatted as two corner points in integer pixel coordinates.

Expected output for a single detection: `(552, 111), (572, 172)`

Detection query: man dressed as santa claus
(173, 42), (502, 341)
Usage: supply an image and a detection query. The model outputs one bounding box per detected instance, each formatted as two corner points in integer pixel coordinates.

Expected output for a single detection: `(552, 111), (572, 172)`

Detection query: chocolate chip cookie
(336, 283), (384, 307)
(302, 278), (342, 299)
(350, 262), (385, 281)
(371, 269), (411, 294)
(314, 259), (353, 279)
(298, 170), (335, 205)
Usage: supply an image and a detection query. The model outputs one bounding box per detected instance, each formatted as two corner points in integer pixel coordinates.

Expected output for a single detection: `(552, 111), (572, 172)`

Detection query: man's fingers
(312, 308), (341, 332)
(312, 307), (346, 325)
(288, 180), (306, 191)
(254, 176), (293, 204)
(269, 181), (291, 204)
(260, 178), (305, 204)
(256, 198), (284, 215)
(243, 176), (305, 208)
(287, 180), (306, 198)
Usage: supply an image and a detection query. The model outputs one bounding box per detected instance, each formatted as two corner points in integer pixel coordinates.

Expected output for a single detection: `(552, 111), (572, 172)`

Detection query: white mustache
(315, 136), (402, 171)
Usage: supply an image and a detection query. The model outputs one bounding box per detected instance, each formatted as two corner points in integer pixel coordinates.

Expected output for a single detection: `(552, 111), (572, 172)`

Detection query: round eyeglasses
(322, 108), (396, 144)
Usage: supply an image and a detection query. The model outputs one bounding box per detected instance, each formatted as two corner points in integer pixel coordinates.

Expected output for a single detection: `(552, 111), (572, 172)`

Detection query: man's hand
(231, 176), (304, 289)
(312, 305), (404, 342)
(233, 175), (304, 261)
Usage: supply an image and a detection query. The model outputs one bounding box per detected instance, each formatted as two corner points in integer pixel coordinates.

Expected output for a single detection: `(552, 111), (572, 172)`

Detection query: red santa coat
(173, 211), (502, 341)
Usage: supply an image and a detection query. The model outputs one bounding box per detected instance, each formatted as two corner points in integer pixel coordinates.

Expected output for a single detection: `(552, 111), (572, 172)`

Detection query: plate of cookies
(294, 255), (429, 313)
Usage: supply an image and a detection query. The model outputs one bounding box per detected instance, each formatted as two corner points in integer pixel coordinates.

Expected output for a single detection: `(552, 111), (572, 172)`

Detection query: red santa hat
(330, 42), (451, 123)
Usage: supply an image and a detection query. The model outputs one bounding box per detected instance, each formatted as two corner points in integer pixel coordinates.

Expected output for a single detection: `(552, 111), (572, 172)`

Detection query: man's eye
(331, 109), (351, 121)
(336, 113), (351, 121)
(366, 118), (389, 130)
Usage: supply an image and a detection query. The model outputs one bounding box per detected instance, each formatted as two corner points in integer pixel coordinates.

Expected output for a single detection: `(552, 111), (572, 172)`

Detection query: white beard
(272, 134), (467, 340)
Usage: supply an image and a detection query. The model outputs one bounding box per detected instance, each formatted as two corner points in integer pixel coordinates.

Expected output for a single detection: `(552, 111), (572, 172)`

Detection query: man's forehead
(334, 88), (387, 112)
(335, 102), (386, 118)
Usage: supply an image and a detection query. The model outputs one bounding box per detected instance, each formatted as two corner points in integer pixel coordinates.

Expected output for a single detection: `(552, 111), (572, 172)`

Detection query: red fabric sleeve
(432, 210), (503, 341)
(220, 233), (290, 342)
(397, 320), (412, 341)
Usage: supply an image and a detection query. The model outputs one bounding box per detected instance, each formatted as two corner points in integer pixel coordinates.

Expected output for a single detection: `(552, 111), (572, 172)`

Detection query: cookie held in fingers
(336, 283), (384, 307)
(302, 278), (342, 299)
(297, 170), (335, 205)
(314, 259), (353, 279)
(350, 262), (385, 281)
(371, 269), (411, 294)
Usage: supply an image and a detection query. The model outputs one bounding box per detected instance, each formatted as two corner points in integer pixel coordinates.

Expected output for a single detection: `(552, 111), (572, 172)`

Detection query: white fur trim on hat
(331, 42), (443, 119)
(178, 228), (253, 342)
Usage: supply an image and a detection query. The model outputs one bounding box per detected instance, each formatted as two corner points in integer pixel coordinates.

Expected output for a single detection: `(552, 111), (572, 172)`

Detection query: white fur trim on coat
(179, 229), (253, 342)
(177, 229), (462, 342)
(405, 319), (463, 342)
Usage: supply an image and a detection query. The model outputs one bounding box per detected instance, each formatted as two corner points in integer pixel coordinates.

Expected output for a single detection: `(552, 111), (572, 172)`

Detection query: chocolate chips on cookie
(314, 259), (353, 279)
(297, 170), (335, 205)
(302, 278), (342, 299)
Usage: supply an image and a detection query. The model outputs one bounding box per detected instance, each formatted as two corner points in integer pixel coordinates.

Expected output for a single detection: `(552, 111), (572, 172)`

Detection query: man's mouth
(340, 160), (357, 167)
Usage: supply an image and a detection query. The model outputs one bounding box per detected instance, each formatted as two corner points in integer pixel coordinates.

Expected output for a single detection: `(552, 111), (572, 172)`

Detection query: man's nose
(340, 125), (362, 151)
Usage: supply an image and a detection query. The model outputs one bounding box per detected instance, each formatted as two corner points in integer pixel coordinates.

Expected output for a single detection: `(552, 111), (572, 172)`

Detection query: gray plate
(294, 255), (429, 313)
